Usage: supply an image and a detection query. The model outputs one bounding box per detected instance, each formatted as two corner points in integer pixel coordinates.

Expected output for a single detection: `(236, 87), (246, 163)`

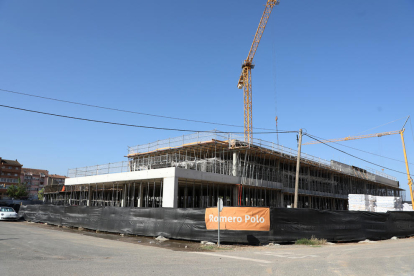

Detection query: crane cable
(306, 132), (414, 166)
(410, 116), (414, 143)
(270, 16), (279, 145)
(304, 132), (413, 178)
(355, 116), (408, 135)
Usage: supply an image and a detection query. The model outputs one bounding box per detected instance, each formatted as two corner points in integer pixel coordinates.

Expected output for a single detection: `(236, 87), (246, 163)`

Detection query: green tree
(38, 188), (44, 201)
(6, 179), (28, 199)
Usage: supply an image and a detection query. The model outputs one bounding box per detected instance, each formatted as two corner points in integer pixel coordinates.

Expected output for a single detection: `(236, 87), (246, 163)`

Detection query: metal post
(218, 204), (220, 247)
(217, 197), (223, 247)
(294, 129), (302, 208)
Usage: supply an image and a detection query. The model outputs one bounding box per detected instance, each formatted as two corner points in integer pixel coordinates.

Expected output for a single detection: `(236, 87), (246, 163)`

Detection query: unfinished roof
(127, 132), (231, 157)
(127, 139), (230, 158)
(125, 131), (399, 187)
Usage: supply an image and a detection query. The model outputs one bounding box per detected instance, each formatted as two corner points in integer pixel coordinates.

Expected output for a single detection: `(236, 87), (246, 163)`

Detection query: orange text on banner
(205, 207), (270, 231)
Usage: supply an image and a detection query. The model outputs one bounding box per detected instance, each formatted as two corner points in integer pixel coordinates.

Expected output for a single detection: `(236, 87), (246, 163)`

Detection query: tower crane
(237, 0), (279, 144)
(303, 117), (413, 210)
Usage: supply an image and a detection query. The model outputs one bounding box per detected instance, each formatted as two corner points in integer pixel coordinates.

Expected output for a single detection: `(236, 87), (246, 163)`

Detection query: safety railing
(128, 131), (229, 156)
(70, 132), (397, 185)
(68, 161), (130, 178)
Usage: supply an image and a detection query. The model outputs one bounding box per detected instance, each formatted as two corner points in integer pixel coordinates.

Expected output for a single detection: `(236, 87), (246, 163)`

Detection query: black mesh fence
(18, 205), (414, 244)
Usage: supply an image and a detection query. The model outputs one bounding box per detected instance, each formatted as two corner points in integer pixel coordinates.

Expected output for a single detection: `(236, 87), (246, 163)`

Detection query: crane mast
(238, 0), (279, 144)
(400, 129), (414, 208)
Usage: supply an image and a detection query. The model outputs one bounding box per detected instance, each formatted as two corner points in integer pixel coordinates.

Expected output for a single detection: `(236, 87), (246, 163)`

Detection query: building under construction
(44, 132), (402, 210)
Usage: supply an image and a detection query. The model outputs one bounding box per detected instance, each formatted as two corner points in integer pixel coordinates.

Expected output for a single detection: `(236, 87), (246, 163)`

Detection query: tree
(38, 188), (44, 201)
(6, 179), (28, 199)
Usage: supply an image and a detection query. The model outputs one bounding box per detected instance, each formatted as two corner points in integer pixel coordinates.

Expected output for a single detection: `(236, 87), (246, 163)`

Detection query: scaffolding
(57, 132), (403, 210)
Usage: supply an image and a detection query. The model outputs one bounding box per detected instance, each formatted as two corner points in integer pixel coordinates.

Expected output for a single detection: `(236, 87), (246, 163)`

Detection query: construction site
(43, 131), (403, 210)
(15, 0), (413, 248)
(5, 2), (414, 274)
(43, 0), (412, 212)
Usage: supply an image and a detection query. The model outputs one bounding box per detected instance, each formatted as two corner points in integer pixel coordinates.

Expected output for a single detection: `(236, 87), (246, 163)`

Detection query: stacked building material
(348, 194), (375, 211)
(402, 203), (413, 211)
(349, 194), (405, 212)
(375, 196), (403, 212)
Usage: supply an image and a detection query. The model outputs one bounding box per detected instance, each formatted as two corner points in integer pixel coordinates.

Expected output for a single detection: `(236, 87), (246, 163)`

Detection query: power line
(0, 104), (297, 134)
(304, 133), (412, 177)
(0, 88), (277, 131)
(306, 133), (414, 166)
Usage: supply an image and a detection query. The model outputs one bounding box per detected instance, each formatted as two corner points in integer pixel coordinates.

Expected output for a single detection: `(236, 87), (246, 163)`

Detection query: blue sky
(1, 0), (413, 195)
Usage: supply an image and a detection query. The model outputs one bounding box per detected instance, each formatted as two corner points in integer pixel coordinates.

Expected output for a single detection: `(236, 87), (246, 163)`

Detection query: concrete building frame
(46, 132), (403, 210)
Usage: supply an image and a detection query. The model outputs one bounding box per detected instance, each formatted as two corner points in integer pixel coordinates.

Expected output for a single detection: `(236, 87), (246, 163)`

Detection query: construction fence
(19, 205), (414, 244)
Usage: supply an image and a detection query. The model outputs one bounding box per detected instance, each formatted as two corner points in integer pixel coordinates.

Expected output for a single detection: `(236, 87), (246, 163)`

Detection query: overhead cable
(304, 133), (412, 177)
(307, 133), (414, 166)
(0, 104), (297, 134)
(0, 88), (277, 131)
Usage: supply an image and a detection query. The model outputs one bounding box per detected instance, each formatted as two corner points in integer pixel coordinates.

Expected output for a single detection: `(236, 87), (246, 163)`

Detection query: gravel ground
(1, 220), (414, 276)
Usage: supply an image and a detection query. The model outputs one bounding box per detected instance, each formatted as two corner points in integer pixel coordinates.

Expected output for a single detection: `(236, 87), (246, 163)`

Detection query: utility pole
(294, 129), (302, 208)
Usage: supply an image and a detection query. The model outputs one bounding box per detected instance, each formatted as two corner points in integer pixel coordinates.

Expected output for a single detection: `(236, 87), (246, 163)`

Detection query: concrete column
(276, 159), (281, 182)
(280, 192), (284, 207)
(308, 195), (312, 209)
(162, 176), (178, 208)
(121, 184), (126, 207)
(184, 186), (188, 208)
(131, 183), (135, 207)
(232, 152), (239, 177)
(137, 183), (144, 207)
(87, 184), (91, 206)
(233, 185), (239, 206)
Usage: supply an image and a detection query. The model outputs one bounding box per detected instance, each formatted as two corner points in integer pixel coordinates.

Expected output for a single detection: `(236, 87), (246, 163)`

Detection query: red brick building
(0, 158), (23, 199)
(20, 168), (48, 200)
